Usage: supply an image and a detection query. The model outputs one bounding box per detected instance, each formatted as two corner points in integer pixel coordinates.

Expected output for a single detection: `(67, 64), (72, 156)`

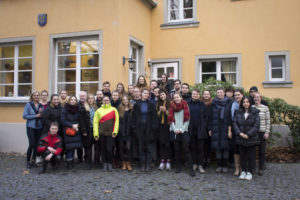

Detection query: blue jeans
(26, 127), (41, 162)
(66, 150), (74, 161)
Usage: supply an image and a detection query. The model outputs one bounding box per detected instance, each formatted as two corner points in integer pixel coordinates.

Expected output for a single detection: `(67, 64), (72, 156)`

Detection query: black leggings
(100, 136), (114, 164)
(159, 141), (171, 160)
(119, 139), (132, 161)
(26, 127), (41, 162)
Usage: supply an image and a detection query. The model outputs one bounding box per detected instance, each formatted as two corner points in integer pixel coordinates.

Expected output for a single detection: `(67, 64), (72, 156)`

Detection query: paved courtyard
(0, 152), (300, 200)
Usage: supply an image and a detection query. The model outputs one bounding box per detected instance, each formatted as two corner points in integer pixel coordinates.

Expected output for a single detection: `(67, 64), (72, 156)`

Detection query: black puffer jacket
(209, 97), (231, 150)
(61, 104), (82, 151)
(42, 104), (62, 135)
(188, 100), (207, 139)
(233, 107), (260, 147)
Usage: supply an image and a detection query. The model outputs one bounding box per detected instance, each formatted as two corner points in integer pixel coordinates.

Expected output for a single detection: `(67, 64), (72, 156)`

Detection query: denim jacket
(23, 102), (43, 129)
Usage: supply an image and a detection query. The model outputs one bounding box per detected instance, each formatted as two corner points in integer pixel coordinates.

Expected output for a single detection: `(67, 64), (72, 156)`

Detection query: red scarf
(168, 100), (190, 124)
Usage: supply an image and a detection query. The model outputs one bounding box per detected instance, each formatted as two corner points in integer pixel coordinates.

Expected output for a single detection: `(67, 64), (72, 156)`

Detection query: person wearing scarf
(208, 87), (231, 173)
(168, 93), (195, 177)
(156, 90), (171, 171)
(61, 96), (82, 170)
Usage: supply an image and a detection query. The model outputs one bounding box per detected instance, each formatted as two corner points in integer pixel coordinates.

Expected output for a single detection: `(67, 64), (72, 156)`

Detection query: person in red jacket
(37, 122), (63, 174)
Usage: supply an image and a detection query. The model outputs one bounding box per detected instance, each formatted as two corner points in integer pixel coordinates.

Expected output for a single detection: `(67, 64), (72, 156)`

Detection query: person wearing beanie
(249, 86), (268, 106)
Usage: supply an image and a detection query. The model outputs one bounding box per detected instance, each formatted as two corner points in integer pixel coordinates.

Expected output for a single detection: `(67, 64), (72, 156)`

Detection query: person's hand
(209, 130), (212, 137)
(36, 113), (41, 118)
(112, 133), (117, 138)
(45, 153), (53, 161)
(160, 106), (166, 112)
(228, 131), (232, 139)
(47, 147), (56, 153)
(82, 133), (87, 136)
(175, 130), (180, 135)
(95, 137), (99, 141)
(264, 133), (269, 140)
(244, 134), (249, 139)
(72, 124), (79, 131)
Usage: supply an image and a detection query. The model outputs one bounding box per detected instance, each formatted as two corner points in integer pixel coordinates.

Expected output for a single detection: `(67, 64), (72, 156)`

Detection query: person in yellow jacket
(93, 96), (119, 172)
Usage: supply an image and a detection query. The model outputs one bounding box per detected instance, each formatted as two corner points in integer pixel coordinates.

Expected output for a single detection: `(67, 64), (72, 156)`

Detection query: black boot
(39, 161), (48, 174)
(31, 161), (38, 168)
(66, 160), (74, 170)
(140, 164), (145, 172)
(26, 161), (32, 169)
(189, 167), (196, 177)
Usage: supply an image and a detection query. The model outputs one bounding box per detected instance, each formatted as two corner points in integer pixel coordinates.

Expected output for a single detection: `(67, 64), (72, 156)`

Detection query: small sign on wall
(38, 13), (47, 27)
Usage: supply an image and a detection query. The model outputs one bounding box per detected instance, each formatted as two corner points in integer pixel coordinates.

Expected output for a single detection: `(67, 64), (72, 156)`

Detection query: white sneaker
(245, 172), (253, 180)
(36, 156), (43, 164)
(158, 162), (165, 170)
(239, 171), (246, 180)
(166, 162), (171, 171)
(198, 165), (206, 173)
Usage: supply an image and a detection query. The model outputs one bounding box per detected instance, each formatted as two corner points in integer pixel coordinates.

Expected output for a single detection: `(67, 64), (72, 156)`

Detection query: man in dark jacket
(37, 122), (63, 174)
(181, 83), (191, 102)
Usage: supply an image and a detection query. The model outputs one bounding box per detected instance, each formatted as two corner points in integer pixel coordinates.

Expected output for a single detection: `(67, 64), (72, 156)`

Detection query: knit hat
(249, 86), (258, 92)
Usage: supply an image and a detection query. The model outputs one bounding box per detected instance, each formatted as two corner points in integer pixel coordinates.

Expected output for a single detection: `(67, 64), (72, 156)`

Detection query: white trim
(195, 54), (242, 86)
(0, 38), (35, 102)
(49, 30), (103, 96)
(150, 58), (182, 81)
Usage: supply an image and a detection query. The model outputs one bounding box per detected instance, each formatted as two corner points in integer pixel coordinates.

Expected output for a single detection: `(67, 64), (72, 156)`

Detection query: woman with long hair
(61, 96), (82, 170)
(159, 73), (171, 94)
(118, 96), (133, 171)
(136, 75), (148, 91)
(156, 90), (171, 170)
(201, 90), (212, 168)
(116, 82), (127, 100)
(79, 94), (98, 169)
(23, 91), (43, 168)
(233, 96), (260, 180)
(168, 93), (195, 177)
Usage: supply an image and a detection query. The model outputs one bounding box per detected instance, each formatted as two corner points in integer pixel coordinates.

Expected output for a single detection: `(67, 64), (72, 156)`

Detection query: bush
(190, 78), (300, 152)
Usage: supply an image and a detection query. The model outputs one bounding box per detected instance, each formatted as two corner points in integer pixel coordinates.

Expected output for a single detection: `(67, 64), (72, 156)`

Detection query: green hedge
(191, 78), (300, 152)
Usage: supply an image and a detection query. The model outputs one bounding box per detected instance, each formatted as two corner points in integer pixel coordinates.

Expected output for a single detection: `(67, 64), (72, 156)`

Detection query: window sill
(160, 20), (200, 29)
(0, 99), (29, 104)
(262, 81), (293, 88)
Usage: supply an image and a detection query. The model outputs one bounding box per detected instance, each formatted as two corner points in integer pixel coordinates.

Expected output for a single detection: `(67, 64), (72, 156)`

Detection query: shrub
(191, 78), (300, 152)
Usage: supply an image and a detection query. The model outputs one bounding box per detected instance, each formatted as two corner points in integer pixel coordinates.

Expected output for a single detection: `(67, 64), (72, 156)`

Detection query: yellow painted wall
(0, 0), (152, 123)
(150, 0), (300, 106)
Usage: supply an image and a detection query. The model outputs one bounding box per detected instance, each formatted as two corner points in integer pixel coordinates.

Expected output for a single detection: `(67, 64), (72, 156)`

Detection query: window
(200, 59), (237, 85)
(152, 62), (179, 81)
(169, 0), (193, 22)
(129, 45), (139, 85)
(0, 43), (33, 99)
(55, 38), (99, 96)
(263, 51), (292, 88)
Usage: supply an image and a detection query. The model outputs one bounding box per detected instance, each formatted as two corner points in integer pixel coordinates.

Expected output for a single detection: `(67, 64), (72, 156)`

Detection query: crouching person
(37, 122), (63, 174)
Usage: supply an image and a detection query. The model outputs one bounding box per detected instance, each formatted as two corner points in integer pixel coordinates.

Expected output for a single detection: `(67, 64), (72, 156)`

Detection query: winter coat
(93, 104), (119, 137)
(131, 100), (159, 144)
(159, 81), (172, 94)
(37, 132), (63, 156)
(181, 92), (191, 102)
(61, 104), (82, 151)
(118, 109), (133, 137)
(188, 100), (207, 140)
(233, 107), (260, 147)
(79, 106), (93, 148)
(111, 99), (121, 109)
(42, 104), (62, 135)
(23, 102), (43, 129)
(209, 97), (231, 150)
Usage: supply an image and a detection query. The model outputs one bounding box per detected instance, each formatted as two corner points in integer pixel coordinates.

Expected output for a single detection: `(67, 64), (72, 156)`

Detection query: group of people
(23, 74), (270, 180)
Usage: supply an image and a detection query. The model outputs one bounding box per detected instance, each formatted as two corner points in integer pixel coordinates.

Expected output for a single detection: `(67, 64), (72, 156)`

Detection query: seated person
(37, 122), (63, 174)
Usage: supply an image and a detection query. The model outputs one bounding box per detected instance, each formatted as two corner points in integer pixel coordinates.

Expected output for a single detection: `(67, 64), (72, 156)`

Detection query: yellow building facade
(0, 0), (299, 152)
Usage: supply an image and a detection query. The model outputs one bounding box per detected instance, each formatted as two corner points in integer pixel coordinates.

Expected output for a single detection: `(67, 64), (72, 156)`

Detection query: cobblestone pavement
(0, 153), (300, 200)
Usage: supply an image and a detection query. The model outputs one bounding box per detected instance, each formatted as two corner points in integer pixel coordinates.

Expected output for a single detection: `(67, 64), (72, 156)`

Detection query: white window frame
(151, 62), (179, 81)
(263, 51), (292, 88)
(129, 44), (139, 85)
(195, 54), (242, 87)
(0, 39), (34, 102)
(269, 55), (285, 82)
(168, 0), (194, 23)
(54, 37), (100, 97)
(199, 59), (237, 85)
